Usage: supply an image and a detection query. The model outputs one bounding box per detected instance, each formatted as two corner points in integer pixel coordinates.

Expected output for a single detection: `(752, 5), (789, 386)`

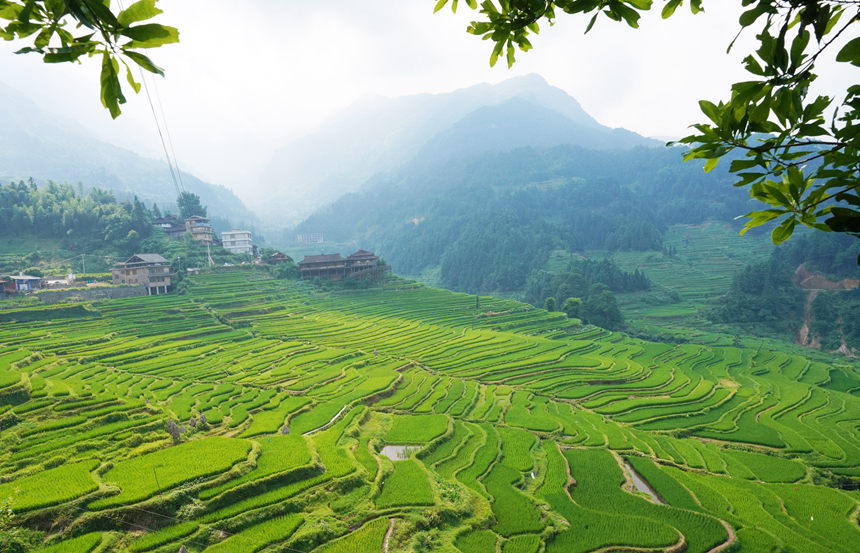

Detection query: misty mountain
(293, 144), (757, 294)
(252, 74), (659, 224)
(0, 81), (257, 227)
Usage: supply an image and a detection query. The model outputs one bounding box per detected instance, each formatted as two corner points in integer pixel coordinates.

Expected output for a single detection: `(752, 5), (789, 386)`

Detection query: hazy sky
(0, 1), (852, 200)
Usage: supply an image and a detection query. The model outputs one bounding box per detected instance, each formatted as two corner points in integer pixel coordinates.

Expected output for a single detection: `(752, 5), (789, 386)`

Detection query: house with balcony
(111, 254), (172, 295)
(298, 250), (388, 281)
(185, 215), (215, 245)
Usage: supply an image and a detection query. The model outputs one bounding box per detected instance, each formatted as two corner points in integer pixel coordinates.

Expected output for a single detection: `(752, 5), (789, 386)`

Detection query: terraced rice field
(0, 268), (857, 552)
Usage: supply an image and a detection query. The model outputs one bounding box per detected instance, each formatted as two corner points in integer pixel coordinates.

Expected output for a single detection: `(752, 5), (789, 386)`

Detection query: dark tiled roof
(127, 253), (168, 264)
(348, 249), (377, 259)
(299, 254), (345, 265)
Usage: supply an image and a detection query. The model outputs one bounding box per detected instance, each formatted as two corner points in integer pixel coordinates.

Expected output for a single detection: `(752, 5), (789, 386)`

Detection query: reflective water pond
(380, 445), (422, 460)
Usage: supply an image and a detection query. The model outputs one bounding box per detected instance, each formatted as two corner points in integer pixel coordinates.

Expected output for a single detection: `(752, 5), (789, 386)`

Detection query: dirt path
(797, 289), (819, 348)
(302, 404), (349, 436)
(705, 519), (737, 553)
(382, 518), (396, 553)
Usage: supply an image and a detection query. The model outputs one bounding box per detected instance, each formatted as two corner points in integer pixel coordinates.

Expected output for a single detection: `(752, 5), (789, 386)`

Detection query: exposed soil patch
(794, 264), (859, 290)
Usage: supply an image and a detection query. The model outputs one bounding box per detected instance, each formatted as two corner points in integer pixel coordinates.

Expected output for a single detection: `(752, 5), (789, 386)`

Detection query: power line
(151, 75), (186, 193)
(114, 0), (185, 199)
(139, 71), (184, 198)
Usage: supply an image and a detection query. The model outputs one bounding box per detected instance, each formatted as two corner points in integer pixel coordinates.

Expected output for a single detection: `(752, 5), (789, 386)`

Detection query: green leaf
(100, 52), (125, 119)
(125, 64), (141, 94)
(703, 157), (719, 173)
(739, 209), (786, 234)
(33, 25), (52, 48)
(121, 23), (178, 49)
(836, 37), (860, 67)
(43, 42), (95, 63)
(117, 0), (163, 27)
(44, 0), (65, 18)
(661, 0), (681, 19)
(770, 216), (797, 244)
(789, 29), (809, 68)
(489, 39), (503, 67)
(82, 0), (120, 28)
(698, 100), (721, 125)
(123, 49), (164, 75)
(433, 0), (448, 13)
(0, 2), (24, 21)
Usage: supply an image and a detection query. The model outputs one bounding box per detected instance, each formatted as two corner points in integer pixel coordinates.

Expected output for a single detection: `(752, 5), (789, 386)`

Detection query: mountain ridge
(251, 75), (659, 224)
(0, 81), (257, 227)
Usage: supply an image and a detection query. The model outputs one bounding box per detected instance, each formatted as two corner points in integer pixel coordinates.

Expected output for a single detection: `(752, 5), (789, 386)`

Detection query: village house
(221, 229), (254, 255)
(185, 215), (215, 245)
(111, 254), (172, 295)
(153, 215), (186, 239)
(0, 273), (45, 294)
(298, 250), (389, 281)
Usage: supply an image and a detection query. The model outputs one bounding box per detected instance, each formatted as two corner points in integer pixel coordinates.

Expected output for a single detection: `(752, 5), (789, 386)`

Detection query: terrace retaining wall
(35, 286), (148, 304)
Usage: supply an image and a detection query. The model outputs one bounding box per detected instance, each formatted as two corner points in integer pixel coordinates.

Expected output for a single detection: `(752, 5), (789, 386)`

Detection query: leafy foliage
(0, 0), (178, 118)
(0, 180), (159, 258)
(177, 191), (206, 219)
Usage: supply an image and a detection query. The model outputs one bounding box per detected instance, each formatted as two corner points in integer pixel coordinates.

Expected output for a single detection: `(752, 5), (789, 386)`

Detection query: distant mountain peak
(252, 75), (658, 224)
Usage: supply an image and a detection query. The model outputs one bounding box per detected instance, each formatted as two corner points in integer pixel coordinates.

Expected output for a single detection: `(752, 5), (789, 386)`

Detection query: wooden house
(185, 216), (215, 245)
(298, 250), (388, 281)
(111, 254), (172, 295)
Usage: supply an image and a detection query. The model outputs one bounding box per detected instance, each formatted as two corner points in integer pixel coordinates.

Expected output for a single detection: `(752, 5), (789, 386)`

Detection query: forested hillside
(295, 144), (756, 294)
(0, 182), (250, 275)
(712, 233), (860, 352)
(0, 181), (162, 264)
(0, 82), (257, 226)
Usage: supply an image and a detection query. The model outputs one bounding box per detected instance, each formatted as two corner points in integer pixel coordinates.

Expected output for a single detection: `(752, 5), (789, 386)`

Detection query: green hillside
(1, 267), (858, 552)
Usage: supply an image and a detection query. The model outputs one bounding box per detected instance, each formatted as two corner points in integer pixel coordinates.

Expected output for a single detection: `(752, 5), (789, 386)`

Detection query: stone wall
(35, 286), (148, 304)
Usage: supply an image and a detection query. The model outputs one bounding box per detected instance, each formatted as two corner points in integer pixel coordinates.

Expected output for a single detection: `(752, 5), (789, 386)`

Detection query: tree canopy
(434, 0), (859, 250)
(176, 191), (206, 219)
(0, 0), (178, 118)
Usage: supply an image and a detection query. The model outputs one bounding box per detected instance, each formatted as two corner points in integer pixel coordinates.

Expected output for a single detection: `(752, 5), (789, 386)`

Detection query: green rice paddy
(0, 267), (857, 552)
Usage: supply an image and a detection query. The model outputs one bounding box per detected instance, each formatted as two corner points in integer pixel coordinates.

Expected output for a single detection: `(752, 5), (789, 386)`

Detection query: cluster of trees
(523, 258), (648, 330)
(711, 233), (860, 349)
(0, 180), (162, 254)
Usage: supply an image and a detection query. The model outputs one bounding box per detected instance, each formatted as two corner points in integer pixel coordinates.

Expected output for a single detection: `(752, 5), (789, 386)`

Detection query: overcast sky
(0, 1), (852, 200)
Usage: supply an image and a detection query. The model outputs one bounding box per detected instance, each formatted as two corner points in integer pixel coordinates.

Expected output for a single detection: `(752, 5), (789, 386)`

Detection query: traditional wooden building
(298, 253), (347, 280)
(185, 216), (215, 245)
(298, 250), (389, 281)
(111, 254), (172, 295)
(153, 215), (186, 239)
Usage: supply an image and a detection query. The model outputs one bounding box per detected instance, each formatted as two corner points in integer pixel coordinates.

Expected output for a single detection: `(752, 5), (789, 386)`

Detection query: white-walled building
(221, 230), (254, 255)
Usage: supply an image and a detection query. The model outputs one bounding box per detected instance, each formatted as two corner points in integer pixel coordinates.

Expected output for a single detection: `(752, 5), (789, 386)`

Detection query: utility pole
(81, 254), (86, 275)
